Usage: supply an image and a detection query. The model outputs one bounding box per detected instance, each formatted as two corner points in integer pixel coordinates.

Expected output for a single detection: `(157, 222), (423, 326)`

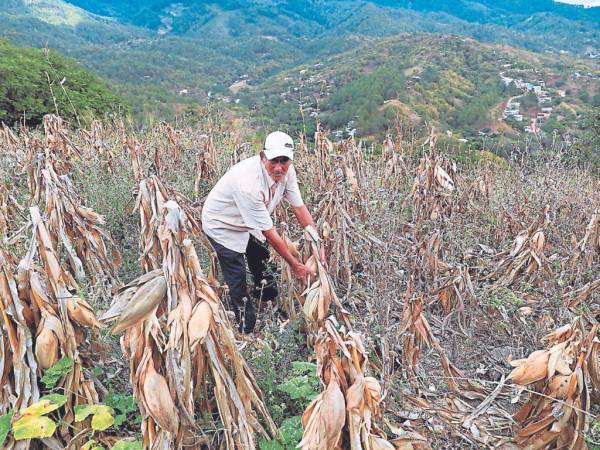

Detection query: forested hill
(0, 40), (126, 126)
(238, 34), (600, 140)
(61, 0), (600, 56)
(1, 0), (598, 129)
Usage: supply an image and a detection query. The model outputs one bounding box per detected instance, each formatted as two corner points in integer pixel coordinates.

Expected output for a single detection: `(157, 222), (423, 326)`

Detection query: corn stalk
(509, 318), (599, 449)
(570, 209), (600, 276)
(292, 227), (401, 449)
(194, 117), (218, 196)
(410, 135), (455, 224)
(485, 205), (552, 287)
(39, 159), (121, 286)
(0, 206), (101, 447)
(103, 169), (274, 448)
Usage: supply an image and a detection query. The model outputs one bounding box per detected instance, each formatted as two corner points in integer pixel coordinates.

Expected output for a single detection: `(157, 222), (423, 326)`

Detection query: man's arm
(262, 227), (315, 281)
(291, 204), (316, 229)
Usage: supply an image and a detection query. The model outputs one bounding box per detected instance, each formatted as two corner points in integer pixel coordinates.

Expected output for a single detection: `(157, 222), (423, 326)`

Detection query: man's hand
(292, 262), (316, 284)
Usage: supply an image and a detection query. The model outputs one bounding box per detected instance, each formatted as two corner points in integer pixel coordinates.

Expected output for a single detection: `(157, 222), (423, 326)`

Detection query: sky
(555, 0), (600, 7)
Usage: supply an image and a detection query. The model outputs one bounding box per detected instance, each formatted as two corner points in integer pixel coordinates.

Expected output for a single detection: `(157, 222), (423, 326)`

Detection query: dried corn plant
(413, 231), (452, 287)
(399, 288), (482, 399)
(301, 139), (381, 291)
(39, 160), (121, 286)
(102, 198), (276, 449)
(570, 209), (600, 275)
(509, 318), (599, 449)
(0, 186), (26, 241)
(42, 115), (81, 171)
(298, 318), (398, 450)
(433, 265), (476, 316)
(0, 248), (39, 420)
(135, 174), (217, 280)
(380, 134), (408, 187)
(0, 206), (101, 447)
(410, 135), (456, 224)
(564, 278), (600, 309)
(484, 205), (552, 287)
(0, 122), (20, 149)
(455, 169), (492, 216)
(77, 120), (120, 174)
(194, 116), (218, 195)
(287, 227), (405, 449)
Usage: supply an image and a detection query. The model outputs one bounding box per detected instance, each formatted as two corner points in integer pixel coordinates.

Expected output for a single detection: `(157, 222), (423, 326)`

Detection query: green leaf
(258, 438), (285, 450)
(111, 440), (143, 450)
(114, 413), (126, 427)
(91, 406), (114, 431)
(74, 404), (115, 431)
(278, 416), (303, 446)
(290, 361), (317, 376)
(20, 396), (66, 416)
(278, 375), (317, 401)
(105, 391), (137, 415)
(41, 357), (74, 389)
(13, 415), (57, 440)
(40, 394), (68, 409)
(82, 440), (104, 450)
(0, 411), (14, 447)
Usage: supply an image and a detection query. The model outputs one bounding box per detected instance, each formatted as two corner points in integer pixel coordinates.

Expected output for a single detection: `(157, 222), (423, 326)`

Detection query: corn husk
(511, 318), (599, 449)
(111, 275), (166, 334)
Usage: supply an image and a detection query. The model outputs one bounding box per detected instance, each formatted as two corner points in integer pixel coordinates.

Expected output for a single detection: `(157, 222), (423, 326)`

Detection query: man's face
(263, 155), (291, 182)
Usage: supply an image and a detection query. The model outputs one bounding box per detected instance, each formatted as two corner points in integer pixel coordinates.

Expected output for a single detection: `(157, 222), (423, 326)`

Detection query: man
(202, 131), (318, 333)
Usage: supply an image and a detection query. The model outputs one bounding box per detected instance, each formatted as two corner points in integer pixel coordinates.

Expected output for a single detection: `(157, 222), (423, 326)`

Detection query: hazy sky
(555, 0), (600, 6)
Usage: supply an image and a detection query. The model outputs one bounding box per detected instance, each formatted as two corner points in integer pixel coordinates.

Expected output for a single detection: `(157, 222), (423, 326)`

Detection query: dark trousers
(207, 235), (277, 333)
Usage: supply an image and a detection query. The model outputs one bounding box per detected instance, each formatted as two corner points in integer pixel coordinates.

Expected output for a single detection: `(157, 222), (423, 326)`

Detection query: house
(513, 114), (524, 122)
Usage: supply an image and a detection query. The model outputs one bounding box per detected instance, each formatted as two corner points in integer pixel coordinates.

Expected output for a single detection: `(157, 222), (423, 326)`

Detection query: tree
(0, 40), (127, 126)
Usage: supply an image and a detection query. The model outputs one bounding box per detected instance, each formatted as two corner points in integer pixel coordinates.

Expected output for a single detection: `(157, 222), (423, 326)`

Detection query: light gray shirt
(201, 155), (304, 252)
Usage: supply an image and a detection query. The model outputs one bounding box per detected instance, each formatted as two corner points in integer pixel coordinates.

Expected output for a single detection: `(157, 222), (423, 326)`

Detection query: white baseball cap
(263, 131), (294, 160)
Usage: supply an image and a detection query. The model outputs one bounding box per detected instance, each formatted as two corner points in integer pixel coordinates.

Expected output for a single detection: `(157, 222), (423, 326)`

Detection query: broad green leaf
(75, 404), (115, 431)
(82, 440), (103, 450)
(91, 406), (114, 431)
(40, 394), (67, 409)
(290, 361), (317, 375)
(13, 415), (57, 440)
(0, 411), (14, 447)
(278, 375), (318, 401)
(105, 391), (137, 415)
(41, 357), (74, 389)
(111, 440), (143, 450)
(19, 396), (66, 417)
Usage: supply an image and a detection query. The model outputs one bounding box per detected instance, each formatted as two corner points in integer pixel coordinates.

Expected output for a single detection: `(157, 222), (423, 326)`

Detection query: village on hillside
(499, 64), (599, 135)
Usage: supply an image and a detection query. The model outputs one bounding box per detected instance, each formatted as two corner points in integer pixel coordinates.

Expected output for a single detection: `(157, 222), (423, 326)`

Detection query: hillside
(1, 0), (599, 110)
(64, 0), (600, 56)
(0, 39), (126, 126)
(237, 34), (600, 140)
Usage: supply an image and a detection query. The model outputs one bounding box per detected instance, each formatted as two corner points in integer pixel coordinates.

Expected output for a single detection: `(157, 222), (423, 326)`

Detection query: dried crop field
(1, 113), (600, 449)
